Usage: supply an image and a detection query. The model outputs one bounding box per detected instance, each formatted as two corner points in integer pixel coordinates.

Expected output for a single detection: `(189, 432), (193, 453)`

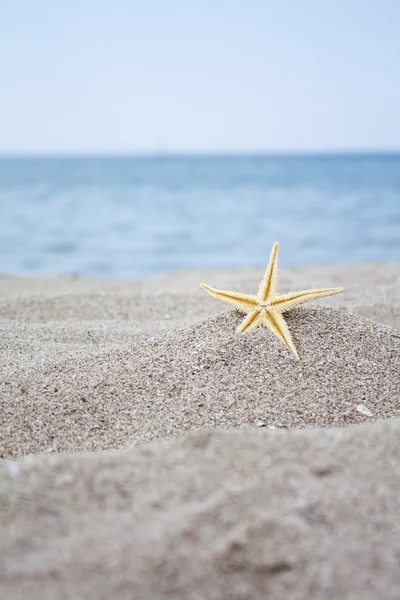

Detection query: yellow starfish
(200, 242), (345, 360)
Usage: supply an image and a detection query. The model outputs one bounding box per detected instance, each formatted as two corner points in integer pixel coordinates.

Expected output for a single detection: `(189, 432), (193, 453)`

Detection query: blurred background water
(0, 154), (399, 280)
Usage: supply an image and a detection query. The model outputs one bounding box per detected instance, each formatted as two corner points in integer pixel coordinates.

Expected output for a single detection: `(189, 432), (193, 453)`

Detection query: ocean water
(0, 154), (399, 280)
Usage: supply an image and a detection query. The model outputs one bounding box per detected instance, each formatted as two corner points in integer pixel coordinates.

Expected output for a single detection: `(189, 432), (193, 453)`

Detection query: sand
(1, 262), (399, 599)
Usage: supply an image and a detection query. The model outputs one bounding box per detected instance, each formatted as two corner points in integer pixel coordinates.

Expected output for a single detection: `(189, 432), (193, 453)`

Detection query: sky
(1, 0), (400, 154)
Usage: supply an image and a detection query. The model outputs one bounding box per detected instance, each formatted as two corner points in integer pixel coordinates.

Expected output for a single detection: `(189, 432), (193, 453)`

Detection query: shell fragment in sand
(356, 404), (373, 417)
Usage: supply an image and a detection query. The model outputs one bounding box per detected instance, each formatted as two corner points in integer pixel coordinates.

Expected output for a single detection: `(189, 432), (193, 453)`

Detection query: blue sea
(0, 154), (399, 280)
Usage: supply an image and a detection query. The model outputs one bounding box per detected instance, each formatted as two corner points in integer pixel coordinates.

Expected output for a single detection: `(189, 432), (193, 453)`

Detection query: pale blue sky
(1, 0), (399, 153)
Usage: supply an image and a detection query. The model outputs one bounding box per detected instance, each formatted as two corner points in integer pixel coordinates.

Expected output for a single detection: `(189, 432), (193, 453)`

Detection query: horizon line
(1, 148), (400, 158)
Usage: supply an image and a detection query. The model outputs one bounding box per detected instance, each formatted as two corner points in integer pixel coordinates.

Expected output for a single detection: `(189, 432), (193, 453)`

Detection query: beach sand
(1, 262), (399, 599)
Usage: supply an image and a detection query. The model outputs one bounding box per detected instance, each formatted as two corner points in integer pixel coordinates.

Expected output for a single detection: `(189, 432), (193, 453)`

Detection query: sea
(0, 154), (399, 280)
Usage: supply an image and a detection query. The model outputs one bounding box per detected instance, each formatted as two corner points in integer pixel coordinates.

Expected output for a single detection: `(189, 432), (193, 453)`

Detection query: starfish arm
(258, 241), (279, 301)
(263, 311), (300, 360)
(237, 309), (263, 333)
(200, 283), (258, 314)
(270, 287), (345, 312)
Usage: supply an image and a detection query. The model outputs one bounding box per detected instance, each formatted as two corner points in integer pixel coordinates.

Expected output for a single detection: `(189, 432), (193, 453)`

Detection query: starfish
(200, 242), (345, 360)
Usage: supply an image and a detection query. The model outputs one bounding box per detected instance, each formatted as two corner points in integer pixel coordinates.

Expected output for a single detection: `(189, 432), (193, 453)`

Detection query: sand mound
(1, 269), (400, 599)
(1, 419), (399, 600)
(1, 306), (398, 459)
